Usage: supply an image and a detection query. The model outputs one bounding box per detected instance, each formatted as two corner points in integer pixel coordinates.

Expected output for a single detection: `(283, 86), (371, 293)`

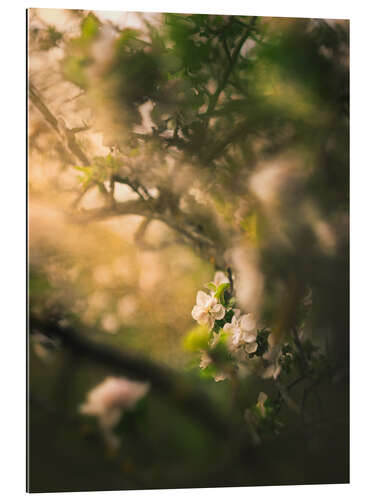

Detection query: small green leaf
(214, 282), (230, 300)
(184, 325), (210, 352)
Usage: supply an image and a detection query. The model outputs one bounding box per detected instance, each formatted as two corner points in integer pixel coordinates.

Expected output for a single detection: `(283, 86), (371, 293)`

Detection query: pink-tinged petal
(240, 314), (256, 332)
(207, 295), (218, 308)
(206, 315), (215, 330)
(211, 304), (225, 320)
(243, 332), (257, 343)
(214, 271), (229, 286)
(197, 312), (210, 326)
(199, 351), (212, 369)
(245, 341), (258, 354)
(223, 323), (232, 333)
(232, 329), (242, 346)
(192, 305), (204, 321)
(231, 315), (239, 327)
(233, 308), (241, 319)
(196, 290), (209, 307)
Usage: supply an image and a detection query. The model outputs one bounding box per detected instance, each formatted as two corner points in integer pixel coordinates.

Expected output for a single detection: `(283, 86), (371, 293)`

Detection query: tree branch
(205, 17), (258, 122)
(73, 198), (220, 264)
(29, 81), (90, 166)
(30, 314), (236, 437)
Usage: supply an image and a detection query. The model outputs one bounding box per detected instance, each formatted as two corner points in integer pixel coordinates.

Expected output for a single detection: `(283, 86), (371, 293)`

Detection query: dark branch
(205, 17), (258, 121)
(30, 314), (236, 437)
(29, 81), (90, 166)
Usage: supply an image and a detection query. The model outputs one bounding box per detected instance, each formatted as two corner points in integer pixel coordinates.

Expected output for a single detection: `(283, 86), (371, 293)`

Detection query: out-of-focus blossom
(80, 377), (150, 449)
(209, 331), (221, 348)
(191, 291), (225, 330)
(228, 245), (264, 314)
(256, 392), (268, 417)
(223, 312), (258, 353)
(101, 313), (119, 334)
(214, 372), (228, 382)
(213, 271), (230, 287)
(199, 350), (228, 382)
(199, 350), (212, 369)
(31, 332), (59, 362)
(262, 338), (282, 379)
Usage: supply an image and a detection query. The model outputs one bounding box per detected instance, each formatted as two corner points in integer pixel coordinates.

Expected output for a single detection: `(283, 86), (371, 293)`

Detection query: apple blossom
(191, 290), (225, 330)
(223, 312), (258, 353)
(213, 271), (230, 287)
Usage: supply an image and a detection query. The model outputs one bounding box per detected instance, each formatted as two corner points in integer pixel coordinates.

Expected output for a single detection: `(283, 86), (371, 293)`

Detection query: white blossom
(223, 312), (258, 353)
(191, 291), (225, 330)
(80, 376), (150, 449)
(213, 271), (230, 287)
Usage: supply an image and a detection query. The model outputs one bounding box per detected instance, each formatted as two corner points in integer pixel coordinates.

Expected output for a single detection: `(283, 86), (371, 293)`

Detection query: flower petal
(245, 341), (258, 354)
(232, 329), (242, 346)
(192, 305), (204, 321)
(231, 315), (239, 327)
(233, 308), (241, 319)
(197, 312), (210, 326)
(240, 313), (256, 332)
(214, 271), (229, 286)
(206, 315), (215, 330)
(199, 351), (212, 369)
(196, 290), (209, 306)
(211, 303), (225, 320)
(243, 332), (257, 343)
(223, 322), (232, 333)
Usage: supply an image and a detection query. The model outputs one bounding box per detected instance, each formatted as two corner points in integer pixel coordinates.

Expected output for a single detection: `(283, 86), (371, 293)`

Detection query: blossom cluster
(190, 272), (320, 440)
(191, 270), (281, 382)
(190, 270), (297, 437)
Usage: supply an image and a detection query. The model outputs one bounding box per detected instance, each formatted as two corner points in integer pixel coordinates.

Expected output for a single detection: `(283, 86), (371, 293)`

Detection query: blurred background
(28, 9), (349, 492)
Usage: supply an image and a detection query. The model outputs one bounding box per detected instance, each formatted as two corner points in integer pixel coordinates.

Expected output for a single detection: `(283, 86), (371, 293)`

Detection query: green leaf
(184, 325), (210, 352)
(214, 282), (230, 300)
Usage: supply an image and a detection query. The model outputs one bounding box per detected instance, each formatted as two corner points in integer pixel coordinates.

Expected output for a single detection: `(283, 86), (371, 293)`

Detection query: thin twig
(205, 17), (257, 123)
(29, 81), (90, 166)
